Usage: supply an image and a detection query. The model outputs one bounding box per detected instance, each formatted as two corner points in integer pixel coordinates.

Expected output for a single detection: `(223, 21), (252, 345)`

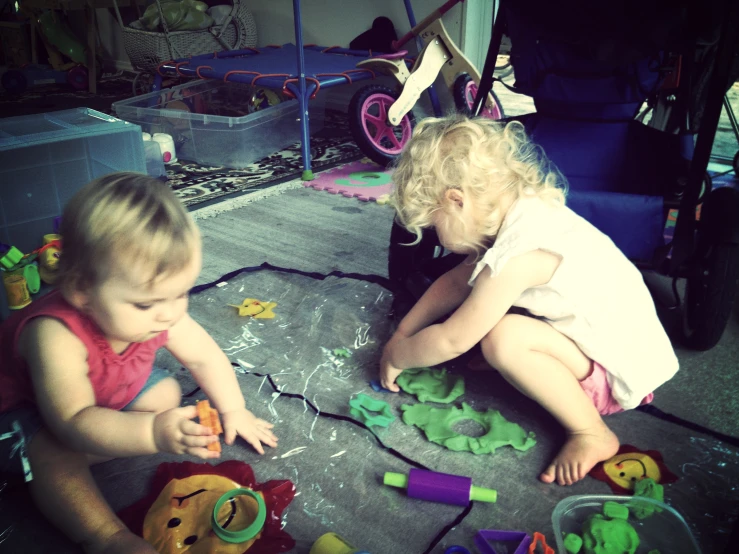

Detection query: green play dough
(630, 478), (664, 520)
(564, 533), (583, 554)
(603, 501), (629, 520)
(396, 367), (464, 403)
(349, 394), (395, 428)
(581, 514), (639, 554)
(401, 402), (536, 454)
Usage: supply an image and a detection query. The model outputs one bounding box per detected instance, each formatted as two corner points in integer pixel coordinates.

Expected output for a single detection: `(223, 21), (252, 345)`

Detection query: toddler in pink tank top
(0, 173), (277, 553)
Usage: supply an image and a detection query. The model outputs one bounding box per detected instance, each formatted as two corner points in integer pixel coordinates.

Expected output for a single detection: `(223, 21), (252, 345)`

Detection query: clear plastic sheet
(182, 269), (397, 421)
(669, 436), (739, 544)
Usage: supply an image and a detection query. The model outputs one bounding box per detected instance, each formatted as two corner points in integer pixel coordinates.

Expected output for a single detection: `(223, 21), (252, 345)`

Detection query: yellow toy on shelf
(1, 246), (34, 310)
(0, 235), (62, 311)
(38, 235), (62, 285)
(2, 274), (32, 310)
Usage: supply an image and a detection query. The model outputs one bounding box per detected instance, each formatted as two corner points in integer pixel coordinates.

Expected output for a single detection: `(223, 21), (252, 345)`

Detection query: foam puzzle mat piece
(304, 159), (392, 202)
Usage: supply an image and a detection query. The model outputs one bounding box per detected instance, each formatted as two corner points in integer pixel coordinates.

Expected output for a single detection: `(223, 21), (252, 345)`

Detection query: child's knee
(481, 314), (529, 370)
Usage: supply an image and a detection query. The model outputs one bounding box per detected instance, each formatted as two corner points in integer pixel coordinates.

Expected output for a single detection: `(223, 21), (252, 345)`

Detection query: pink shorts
(580, 361), (654, 416)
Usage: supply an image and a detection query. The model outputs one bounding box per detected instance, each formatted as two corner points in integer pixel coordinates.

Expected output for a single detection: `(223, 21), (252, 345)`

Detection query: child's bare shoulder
(18, 316), (87, 363)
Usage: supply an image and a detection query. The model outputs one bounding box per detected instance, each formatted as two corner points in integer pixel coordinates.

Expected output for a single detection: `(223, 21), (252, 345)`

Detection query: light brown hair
(58, 172), (199, 292)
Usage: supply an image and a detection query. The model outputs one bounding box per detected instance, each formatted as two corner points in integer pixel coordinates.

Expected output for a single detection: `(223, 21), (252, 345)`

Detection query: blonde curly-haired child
(380, 115), (678, 486)
(0, 173), (277, 553)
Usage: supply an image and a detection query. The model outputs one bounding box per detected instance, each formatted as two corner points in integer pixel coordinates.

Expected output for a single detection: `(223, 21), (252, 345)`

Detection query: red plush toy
(119, 461), (295, 553)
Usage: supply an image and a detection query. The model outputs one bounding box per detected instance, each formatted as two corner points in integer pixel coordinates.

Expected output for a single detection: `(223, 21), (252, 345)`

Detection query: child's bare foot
(539, 422), (619, 486)
(84, 528), (157, 554)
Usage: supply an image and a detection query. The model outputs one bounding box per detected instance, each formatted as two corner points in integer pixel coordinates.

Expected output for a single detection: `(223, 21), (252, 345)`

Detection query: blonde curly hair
(391, 115), (566, 253)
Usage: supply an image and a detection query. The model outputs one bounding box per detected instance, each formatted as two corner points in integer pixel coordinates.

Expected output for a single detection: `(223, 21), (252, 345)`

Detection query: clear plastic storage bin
(552, 495), (702, 554)
(112, 79), (326, 169)
(0, 108), (145, 253)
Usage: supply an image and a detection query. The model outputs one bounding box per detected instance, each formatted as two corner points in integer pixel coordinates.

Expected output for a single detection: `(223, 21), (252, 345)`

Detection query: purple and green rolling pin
(383, 469), (497, 506)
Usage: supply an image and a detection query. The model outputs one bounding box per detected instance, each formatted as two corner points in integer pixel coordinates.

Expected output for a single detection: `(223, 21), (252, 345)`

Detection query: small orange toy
(197, 400), (223, 452)
(528, 532), (554, 554)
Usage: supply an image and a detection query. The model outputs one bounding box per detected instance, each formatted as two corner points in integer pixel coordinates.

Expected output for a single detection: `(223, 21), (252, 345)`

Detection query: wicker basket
(113, 0), (257, 73)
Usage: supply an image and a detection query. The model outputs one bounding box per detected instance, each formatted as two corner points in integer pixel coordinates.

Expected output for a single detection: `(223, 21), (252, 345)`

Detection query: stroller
(388, 0), (739, 351)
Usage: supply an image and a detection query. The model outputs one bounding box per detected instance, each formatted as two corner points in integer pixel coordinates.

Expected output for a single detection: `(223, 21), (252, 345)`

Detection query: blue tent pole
(402, 0), (443, 117)
(293, 0), (313, 180)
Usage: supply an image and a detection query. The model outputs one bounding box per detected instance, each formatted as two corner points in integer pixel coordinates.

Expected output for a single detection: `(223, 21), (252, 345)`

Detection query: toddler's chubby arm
(20, 317), (215, 458)
(381, 249), (560, 390)
(165, 313), (278, 455)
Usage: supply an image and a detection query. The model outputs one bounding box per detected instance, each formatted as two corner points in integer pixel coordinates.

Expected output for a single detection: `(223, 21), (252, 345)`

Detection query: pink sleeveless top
(0, 290), (168, 412)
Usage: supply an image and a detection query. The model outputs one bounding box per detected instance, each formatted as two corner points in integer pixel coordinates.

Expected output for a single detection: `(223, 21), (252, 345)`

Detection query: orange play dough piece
(197, 400), (223, 452)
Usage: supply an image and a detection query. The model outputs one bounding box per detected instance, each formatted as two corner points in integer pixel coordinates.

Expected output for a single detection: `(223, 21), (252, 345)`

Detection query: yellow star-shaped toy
(228, 298), (277, 319)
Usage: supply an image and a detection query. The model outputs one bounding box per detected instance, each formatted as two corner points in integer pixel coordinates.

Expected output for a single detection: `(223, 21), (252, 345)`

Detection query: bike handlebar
(392, 0), (465, 51)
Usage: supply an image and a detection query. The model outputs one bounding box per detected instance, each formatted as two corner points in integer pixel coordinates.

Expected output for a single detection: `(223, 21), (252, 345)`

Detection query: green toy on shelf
(0, 246), (23, 270)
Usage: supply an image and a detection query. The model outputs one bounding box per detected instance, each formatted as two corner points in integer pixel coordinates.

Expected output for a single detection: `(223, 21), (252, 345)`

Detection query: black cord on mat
(188, 363), (434, 469)
(236, 369), (431, 470)
(421, 503), (474, 554)
(190, 261), (398, 295)
(636, 404), (739, 448)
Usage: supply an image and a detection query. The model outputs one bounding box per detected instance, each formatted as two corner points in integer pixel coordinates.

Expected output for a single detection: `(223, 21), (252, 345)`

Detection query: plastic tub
(552, 495), (702, 554)
(113, 79), (326, 169)
(0, 108), (145, 254)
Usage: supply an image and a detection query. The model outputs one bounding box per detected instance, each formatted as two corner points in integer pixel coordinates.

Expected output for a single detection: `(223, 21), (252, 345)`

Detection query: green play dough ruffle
(396, 367), (464, 403)
(582, 514), (640, 554)
(401, 402), (536, 454)
(630, 478), (664, 519)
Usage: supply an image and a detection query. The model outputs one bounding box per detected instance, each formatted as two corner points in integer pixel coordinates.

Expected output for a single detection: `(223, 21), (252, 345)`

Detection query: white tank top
(469, 193), (679, 409)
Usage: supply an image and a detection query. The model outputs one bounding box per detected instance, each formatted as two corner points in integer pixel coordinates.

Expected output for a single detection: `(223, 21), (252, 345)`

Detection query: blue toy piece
(369, 379), (392, 393)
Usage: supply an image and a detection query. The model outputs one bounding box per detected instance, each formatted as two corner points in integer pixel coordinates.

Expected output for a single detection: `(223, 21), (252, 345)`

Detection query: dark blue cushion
(567, 191), (665, 261)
